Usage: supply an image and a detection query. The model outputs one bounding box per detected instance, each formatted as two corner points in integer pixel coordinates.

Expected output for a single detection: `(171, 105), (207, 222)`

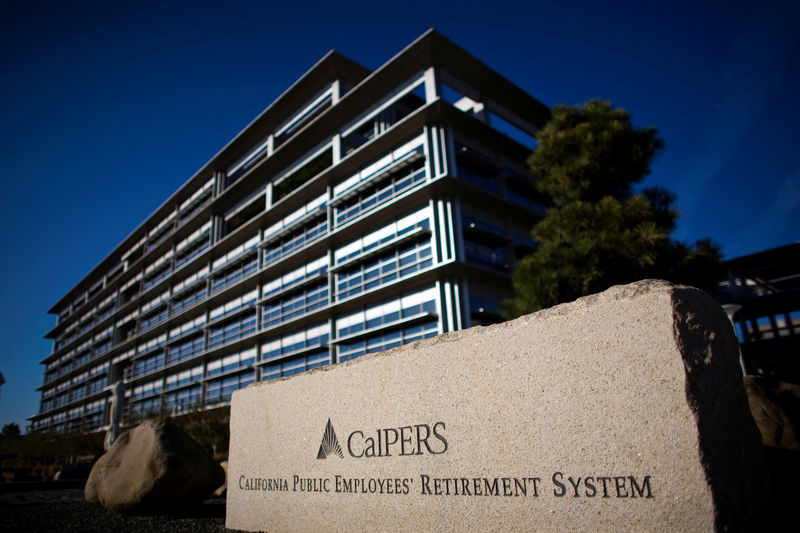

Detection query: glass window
(224, 191), (265, 236)
(208, 312), (257, 350)
(212, 256), (258, 293)
(261, 324), (329, 362)
(139, 308), (169, 331)
(336, 287), (437, 338)
(173, 286), (207, 314)
(340, 82), (426, 156)
(175, 238), (210, 269)
(210, 288), (258, 321)
(273, 89), (333, 149)
(262, 283), (329, 329)
(207, 347), (256, 377)
(165, 365), (203, 390)
(462, 215), (509, 272)
(206, 372), (254, 405)
(165, 385), (202, 414)
(132, 351), (165, 379)
(212, 235), (259, 271)
(335, 240), (432, 301)
(261, 350), (329, 381)
(332, 135), (427, 227)
(338, 319), (438, 363)
(261, 256), (328, 299)
(263, 218), (328, 267)
(334, 207), (431, 265)
(167, 334), (204, 365)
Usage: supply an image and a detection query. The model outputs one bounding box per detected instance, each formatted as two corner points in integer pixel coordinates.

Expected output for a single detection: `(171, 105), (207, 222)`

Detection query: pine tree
(503, 100), (720, 317)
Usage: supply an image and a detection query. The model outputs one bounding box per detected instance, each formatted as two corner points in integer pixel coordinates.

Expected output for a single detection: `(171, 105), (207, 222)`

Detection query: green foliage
(173, 406), (230, 458)
(528, 100), (664, 207)
(2, 423), (21, 437)
(123, 404), (231, 458)
(503, 100), (721, 317)
(0, 430), (104, 468)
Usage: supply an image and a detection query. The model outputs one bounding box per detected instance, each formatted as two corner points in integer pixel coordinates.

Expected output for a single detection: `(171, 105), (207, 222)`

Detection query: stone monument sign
(226, 280), (769, 531)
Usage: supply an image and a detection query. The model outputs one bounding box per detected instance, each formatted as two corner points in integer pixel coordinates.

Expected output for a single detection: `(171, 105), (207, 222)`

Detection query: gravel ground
(0, 489), (236, 533)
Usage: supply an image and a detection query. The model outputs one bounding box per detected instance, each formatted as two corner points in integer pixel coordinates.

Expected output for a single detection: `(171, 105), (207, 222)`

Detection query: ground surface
(0, 488), (233, 533)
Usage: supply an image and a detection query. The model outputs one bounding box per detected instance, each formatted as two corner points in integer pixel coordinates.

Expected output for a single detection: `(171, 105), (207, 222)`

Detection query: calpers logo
(316, 418), (448, 459)
(317, 418), (344, 459)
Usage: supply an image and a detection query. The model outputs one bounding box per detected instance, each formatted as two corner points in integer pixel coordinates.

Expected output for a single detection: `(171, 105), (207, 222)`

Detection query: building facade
(714, 242), (800, 384)
(30, 30), (550, 434)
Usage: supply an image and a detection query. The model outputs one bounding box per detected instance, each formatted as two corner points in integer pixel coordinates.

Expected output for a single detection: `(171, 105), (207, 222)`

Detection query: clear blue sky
(1, 0), (798, 431)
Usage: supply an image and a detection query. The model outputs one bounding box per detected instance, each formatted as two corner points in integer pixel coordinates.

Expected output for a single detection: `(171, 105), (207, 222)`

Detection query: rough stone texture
(85, 419), (225, 514)
(54, 460), (95, 480)
(214, 460), (229, 496)
(742, 376), (800, 525)
(743, 377), (800, 450)
(226, 280), (770, 532)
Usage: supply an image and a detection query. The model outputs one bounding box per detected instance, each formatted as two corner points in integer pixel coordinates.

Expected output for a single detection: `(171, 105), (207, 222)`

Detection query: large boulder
(743, 376), (800, 450)
(85, 419), (225, 514)
(743, 376), (800, 526)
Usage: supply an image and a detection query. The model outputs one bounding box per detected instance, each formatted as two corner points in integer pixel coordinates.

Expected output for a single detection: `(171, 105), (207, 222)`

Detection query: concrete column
(423, 66), (438, 103)
(422, 124), (435, 183)
(332, 133), (342, 164)
(266, 134), (275, 158)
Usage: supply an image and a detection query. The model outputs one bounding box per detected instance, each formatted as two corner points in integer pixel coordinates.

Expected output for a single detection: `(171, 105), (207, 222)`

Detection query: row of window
(56, 178), (213, 337)
(129, 282), (438, 385)
(130, 345), (257, 403)
(128, 371), (257, 420)
(209, 312), (258, 350)
(53, 64), (538, 336)
(261, 324), (329, 362)
(734, 311), (800, 343)
(55, 80), (341, 335)
(455, 141), (545, 216)
(262, 350), (329, 381)
(262, 283), (328, 329)
(51, 133), (431, 361)
(336, 241), (432, 301)
(44, 283), (443, 426)
(263, 217), (328, 267)
(33, 398), (106, 432)
(40, 381), (107, 414)
(51, 207), (437, 390)
(338, 320), (438, 362)
(49, 141), (532, 407)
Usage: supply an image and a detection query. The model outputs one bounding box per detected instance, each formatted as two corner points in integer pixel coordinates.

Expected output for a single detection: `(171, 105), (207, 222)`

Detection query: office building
(714, 242), (800, 383)
(30, 30), (549, 434)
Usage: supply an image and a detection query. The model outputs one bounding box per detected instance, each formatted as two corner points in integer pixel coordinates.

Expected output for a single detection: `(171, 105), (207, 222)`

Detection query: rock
(214, 460), (228, 497)
(742, 377), (800, 526)
(743, 376), (800, 450)
(85, 419), (225, 514)
(227, 280), (771, 532)
(55, 460), (95, 480)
